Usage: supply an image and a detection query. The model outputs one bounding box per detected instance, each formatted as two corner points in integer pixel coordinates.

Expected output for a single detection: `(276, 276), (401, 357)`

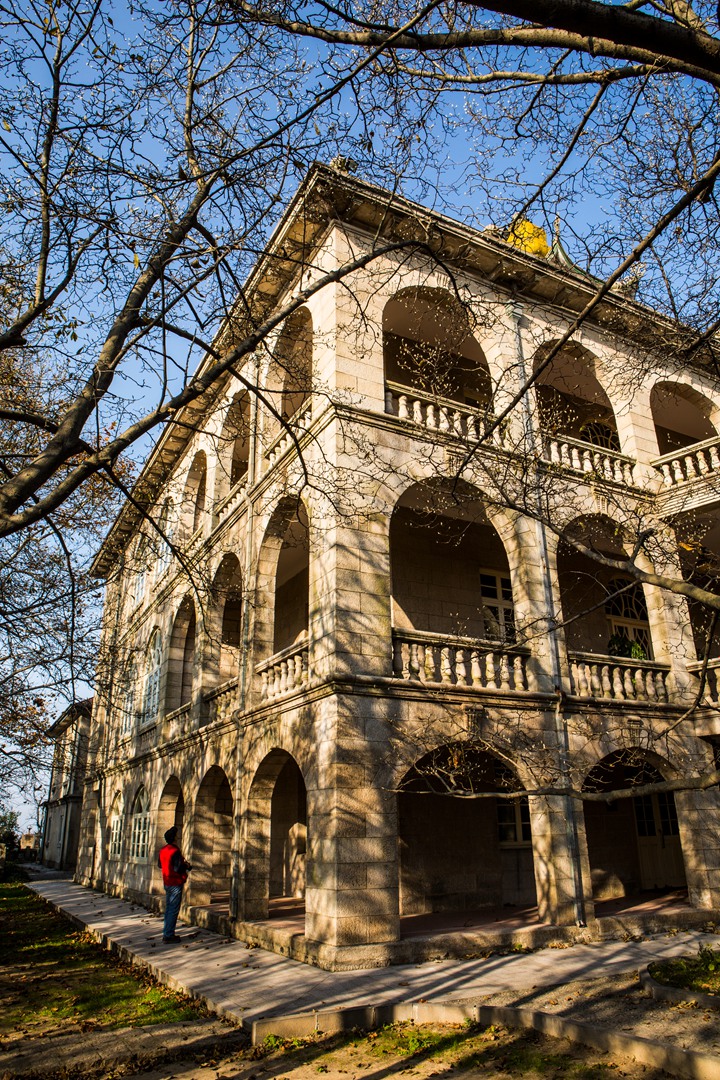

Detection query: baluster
(426, 403), (436, 429)
(260, 670), (269, 700)
(656, 671), (668, 703)
(698, 450), (710, 475)
(456, 648), (469, 686)
(710, 445), (720, 470)
(384, 389), (394, 413)
(589, 663), (602, 697)
(623, 667), (635, 699)
(416, 643), (426, 682)
(560, 442), (572, 468)
(424, 644), (436, 682)
(582, 449), (593, 473)
(576, 661), (590, 698)
(570, 658), (579, 694)
(453, 411), (464, 437)
(685, 453), (699, 479)
(408, 642), (420, 680)
(660, 463), (673, 486)
(601, 664), (613, 698)
(470, 648), (483, 687)
(439, 406), (450, 432)
(272, 663), (282, 699)
(392, 637), (404, 677)
(412, 398), (423, 425)
(297, 651), (307, 687)
(623, 462), (635, 485)
(612, 458), (624, 483)
(645, 669), (657, 702)
(280, 659), (289, 695)
(397, 394), (410, 420)
(499, 652), (511, 691)
(672, 458), (684, 483)
(513, 654), (525, 691)
(485, 652), (497, 688)
(634, 667), (647, 700)
(612, 665), (624, 698)
(571, 445), (582, 470)
(441, 646), (453, 684)
(549, 439), (561, 464)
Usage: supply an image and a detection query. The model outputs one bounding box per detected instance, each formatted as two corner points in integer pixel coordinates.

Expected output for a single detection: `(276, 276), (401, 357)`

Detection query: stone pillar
(529, 792), (593, 925)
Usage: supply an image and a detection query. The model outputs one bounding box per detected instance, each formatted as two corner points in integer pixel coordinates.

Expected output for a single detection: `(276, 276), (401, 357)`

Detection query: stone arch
(243, 749), (308, 921)
(389, 480), (519, 682)
(557, 515), (654, 659)
(165, 597), (196, 713)
(156, 775), (185, 854)
(383, 287), (492, 409)
(188, 765), (234, 906)
(650, 381), (718, 456)
(397, 743), (537, 917)
(533, 341), (620, 450)
(182, 450), (207, 536)
(263, 308), (313, 450)
(676, 516), (720, 661)
(210, 553), (244, 683)
(253, 497), (311, 673)
(214, 391), (252, 512)
(153, 497), (175, 581)
(582, 749), (687, 901)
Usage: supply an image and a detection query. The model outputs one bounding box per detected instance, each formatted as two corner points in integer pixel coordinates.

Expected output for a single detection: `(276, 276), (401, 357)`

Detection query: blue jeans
(163, 884), (183, 939)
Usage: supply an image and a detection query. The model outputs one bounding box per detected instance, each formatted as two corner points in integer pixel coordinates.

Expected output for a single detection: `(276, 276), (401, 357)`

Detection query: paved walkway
(25, 869), (719, 1034)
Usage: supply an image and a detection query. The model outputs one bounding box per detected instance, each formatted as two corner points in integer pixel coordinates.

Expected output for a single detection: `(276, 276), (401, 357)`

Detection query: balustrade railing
(214, 475), (248, 521)
(162, 703), (191, 741)
(567, 651), (670, 703)
(652, 435), (720, 488)
(542, 433), (636, 485)
(686, 657), (720, 704)
(264, 403), (313, 468)
(204, 678), (239, 723)
(384, 381), (504, 447)
(257, 637), (309, 700)
(391, 629), (533, 691)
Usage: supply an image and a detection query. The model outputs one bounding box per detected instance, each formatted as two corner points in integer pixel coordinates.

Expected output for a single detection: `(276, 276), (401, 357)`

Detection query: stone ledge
(252, 998), (720, 1077)
(640, 965), (720, 1012)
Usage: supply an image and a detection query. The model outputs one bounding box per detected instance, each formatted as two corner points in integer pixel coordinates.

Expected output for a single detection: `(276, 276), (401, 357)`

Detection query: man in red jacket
(157, 826), (191, 943)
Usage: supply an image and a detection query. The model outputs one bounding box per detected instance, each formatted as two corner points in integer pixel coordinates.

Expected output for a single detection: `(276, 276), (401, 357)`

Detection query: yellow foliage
(506, 219), (550, 257)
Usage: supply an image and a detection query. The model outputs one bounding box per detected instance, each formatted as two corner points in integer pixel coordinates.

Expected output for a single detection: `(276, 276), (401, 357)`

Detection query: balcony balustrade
(204, 678), (239, 724)
(162, 703), (191, 741)
(653, 435), (720, 488)
(542, 433), (637, 485)
(391, 629), (534, 692)
(567, 651), (670, 703)
(214, 475), (248, 522)
(265, 403), (313, 468)
(384, 381), (505, 447)
(257, 636), (309, 701)
(686, 657), (720, 705)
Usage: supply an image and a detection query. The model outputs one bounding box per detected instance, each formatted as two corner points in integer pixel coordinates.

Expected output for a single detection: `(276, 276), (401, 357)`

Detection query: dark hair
(164, 827), (178, 844)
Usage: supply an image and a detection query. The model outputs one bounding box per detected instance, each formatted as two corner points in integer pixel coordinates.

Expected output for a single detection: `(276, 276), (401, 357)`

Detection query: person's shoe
(162, 935), (181, 943)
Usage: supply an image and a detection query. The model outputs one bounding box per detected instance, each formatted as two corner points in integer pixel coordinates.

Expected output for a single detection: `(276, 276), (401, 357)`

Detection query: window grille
(130, 789), (150, 860)
(479, 571), (515, 643)
(605, 579), (652, 658)
(497, 796), (532, 845)
(110, 814), (123, 859)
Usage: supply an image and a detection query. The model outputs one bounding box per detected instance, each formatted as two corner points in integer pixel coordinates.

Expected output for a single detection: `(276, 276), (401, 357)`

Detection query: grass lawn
(649, 943), (720, 997)
(0, 865), (205, 1039)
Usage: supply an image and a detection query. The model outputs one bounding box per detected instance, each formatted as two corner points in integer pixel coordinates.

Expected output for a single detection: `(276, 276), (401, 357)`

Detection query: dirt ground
(2, 970), (719, 1080)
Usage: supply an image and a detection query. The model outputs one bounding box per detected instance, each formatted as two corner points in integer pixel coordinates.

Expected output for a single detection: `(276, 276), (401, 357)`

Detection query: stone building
(41, 699), (92, 870)
(76, 165), (720, 968)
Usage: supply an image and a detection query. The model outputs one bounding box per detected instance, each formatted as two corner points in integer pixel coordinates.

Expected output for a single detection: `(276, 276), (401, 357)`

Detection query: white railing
(542, 433), (636, 485)
(256, 637), (309, 701)
(391, 629), (533, 692)
(652, 435), (720, 488)
(214, 475), (248, 522)
(686, 657), (720, 704)
(204, 678), (239, 724)
(385, 381), (505, 447)
(264, 403), (313, 468)
(567, 651), (670, 703)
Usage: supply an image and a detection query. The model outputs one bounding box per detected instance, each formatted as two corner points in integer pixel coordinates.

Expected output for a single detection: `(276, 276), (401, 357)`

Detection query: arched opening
(141, 630), (163, 726)
(182, 451), (207, 536)
(190, 766), (234, 907)
(277, 308), (313, 421)
(534, 343), (620, 450)
(244, 749), (307, 922)
(166, 598), (196, 713)
(583, 750), (687, 908)
(273, 504), (309, 654)
(157, 776), (185, 854)
(383, 288), (491, 409)
(650, 382), (717, 456)
(398, 744), (536, 925)
(153, 498), (174, 582)
(390, 483), (521, 686)
(557, 517), (652, 659)
(129, 787), (150, 862)
(215, 392), (252, 511)
(677, 517), (720, 663)
(212, 554), (244, 682)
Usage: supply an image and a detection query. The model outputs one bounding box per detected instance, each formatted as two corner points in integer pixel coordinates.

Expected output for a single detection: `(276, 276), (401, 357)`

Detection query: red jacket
(158, 843), (190, 886)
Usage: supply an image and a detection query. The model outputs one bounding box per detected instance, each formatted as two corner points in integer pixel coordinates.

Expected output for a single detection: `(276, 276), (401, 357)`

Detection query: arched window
(121, 663), (136, 734)
(142, 631), (163, 725)
(109, 793), (123, 859)
(165, 599), (196, 713)
(154, 499), (174, 582)
(129, 536), (149, 608)
(182, 451), (207, 537)
(130, 787), (150, 861)
(605, 579), (652, 659)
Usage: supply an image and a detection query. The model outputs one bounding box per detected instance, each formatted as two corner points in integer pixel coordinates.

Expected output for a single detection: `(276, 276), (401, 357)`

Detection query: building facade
(76, 166), (720, 968)
(42, 700), (92, 871)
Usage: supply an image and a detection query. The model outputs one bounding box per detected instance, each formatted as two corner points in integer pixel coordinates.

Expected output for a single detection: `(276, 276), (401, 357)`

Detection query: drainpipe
(229, 355), (260, 921)
(509, 300), (586, 927)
